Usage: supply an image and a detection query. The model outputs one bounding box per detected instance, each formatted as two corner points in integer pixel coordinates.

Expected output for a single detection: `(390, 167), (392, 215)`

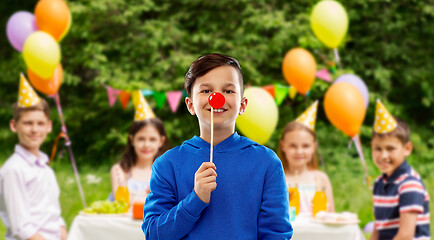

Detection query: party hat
(18, 73), (41, 107)
(133, 90), (155, 121)
(295, 100), (318, 131)
(373, 99), (397, 133)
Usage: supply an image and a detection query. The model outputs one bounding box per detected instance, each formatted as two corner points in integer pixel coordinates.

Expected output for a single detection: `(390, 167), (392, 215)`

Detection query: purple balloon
(6, 11), (38, 52)
(334, 74), (369, 108)
(363, 221), (374, 233)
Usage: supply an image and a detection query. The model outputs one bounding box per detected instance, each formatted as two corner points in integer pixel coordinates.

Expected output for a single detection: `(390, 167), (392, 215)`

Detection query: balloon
(310, 0), (349, 48)
(334, 74), (369, 108)
(236, 87), (278, 144)
(28, 64), (63, 95)
(324, 82), (366, 137)
(35, 0), (72, 41)
(6, 11), (38, 52)
(282, 48), (317, 95)
(23, 31), (61, 79)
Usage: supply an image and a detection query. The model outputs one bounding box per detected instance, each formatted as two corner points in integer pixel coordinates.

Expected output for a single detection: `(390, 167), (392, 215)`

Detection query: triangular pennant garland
(166, 91), (183, 113)
(274, 84), (288, 106)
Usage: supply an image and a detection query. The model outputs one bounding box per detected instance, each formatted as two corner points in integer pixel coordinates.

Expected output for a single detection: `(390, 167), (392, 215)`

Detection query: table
(67, 214), (365, 240)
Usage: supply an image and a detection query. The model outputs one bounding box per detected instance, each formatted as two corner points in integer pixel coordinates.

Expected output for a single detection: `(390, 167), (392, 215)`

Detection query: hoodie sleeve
(258, 151), (293, 240)
(142, 156), (209, 240)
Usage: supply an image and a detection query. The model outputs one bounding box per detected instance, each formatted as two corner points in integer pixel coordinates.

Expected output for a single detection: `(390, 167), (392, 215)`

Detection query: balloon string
(49, 132), (68, 164)
(352, 134), (370, 187)
(210, 107), (213, 163)
(333, 48), (341, 69)
(51, 94), (87, 208)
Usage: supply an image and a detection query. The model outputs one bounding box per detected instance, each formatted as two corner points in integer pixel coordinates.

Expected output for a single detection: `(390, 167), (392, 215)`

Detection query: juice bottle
(288, 186), (300, 215)
(312, 187), (327, 217)
(115, 185), (130, 212)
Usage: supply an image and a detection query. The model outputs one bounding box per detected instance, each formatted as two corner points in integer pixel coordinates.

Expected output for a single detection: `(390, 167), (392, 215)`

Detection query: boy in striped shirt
(370, 100), (430, 240)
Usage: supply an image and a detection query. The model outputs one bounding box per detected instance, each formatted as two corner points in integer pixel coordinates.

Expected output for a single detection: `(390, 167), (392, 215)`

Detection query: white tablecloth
(67, 214), (365, 240)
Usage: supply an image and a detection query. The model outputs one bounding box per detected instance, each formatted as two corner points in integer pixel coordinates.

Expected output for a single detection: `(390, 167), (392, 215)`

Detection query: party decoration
(274, 84), (289, 105)
(28, 64), (63, 96)
(34, 0), (72, 41)
(316, 69), (332, 82)
(23, 31), (61, 79)
(153, 92), (167, 110)
(6, 11), (38, 52)
(208, 92), (225, 109)
(324, 82), (365, 137)
(133, 90), (155, 121)
(166, 91), (183, 113)
(373, 99), (397, 133)
(310, 0), (349, 48)
(263, 85), (275, 98)
(282, 48), (317, 95)
(288, 86), (297, 99)
(106, 86), (121, 107)
(295, 100), (318, 131)
(236, 87), (278, 144)
(18, 74), (41, 107)
(334, 74), (369, 108)
(119, 91), (130, 109)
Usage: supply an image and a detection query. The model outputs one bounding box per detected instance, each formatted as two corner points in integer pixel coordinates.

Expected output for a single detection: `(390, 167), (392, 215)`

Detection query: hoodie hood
(182, 132), (258, 154)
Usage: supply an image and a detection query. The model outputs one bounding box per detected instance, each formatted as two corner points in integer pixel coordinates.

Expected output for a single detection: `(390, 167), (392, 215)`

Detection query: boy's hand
(194, 162), (217, 203)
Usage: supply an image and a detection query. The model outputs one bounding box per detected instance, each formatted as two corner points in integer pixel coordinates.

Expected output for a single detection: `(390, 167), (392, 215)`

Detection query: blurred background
(1, 0), (433, 235)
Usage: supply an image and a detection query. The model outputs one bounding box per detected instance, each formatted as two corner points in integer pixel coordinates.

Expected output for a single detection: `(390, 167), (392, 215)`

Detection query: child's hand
(194, 162), (217, 203)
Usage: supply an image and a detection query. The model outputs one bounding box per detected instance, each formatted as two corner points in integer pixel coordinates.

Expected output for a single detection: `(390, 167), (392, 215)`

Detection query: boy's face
(10, 110), (52, 153)
(185, 66), (247, 131)
(371, 135), (412, 177)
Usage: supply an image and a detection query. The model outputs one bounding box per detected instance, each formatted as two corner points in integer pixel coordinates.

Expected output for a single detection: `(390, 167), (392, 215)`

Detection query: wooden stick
(210, 107), (213, 162)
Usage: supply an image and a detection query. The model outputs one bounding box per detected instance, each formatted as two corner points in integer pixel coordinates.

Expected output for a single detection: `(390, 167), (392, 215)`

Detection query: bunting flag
(18, 73), (41, 107)
(274, 84), (289, 106)
(106, 86), (121, 107)
(142, 89), (154, 97)
(153, 92), (167, 110)
(263, 85), (275, 98)
(289, 86), (297, 99)
(118, 90), (130, 109)
(166, 91), (183, 113)
(316, 69), (332, 82)
(182, 90), (189, 98)
(373, 99), (397, 133)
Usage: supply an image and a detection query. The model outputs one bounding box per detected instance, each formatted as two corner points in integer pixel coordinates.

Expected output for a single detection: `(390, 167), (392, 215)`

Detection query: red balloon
(208, 92), (225, 109)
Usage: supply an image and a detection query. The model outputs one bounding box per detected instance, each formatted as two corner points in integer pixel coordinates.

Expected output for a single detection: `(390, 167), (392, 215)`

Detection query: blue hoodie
(142, 132), (293, 240)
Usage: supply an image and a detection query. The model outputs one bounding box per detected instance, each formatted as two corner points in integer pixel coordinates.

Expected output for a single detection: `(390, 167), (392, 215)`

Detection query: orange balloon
(35, 0), (71, 41)
(282, 48), (317, 95)
(28, 64), (63, 95)
(324, 82), (366, 137)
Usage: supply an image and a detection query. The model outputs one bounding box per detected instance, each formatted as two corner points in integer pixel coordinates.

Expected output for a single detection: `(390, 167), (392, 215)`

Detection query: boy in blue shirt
(370, 100), (430, 240)
(142, 53), (293, 239)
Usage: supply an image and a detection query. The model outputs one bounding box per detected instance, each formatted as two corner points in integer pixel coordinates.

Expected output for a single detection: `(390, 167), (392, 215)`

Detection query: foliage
(0, 0), (433, 234)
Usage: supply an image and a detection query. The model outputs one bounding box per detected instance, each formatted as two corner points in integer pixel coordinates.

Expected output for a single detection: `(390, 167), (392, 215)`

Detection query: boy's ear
(9, 119), (17, 133)
(403, 141), (413, 157)
(185, 97), (196, 115)
(238, 97), (248, 115)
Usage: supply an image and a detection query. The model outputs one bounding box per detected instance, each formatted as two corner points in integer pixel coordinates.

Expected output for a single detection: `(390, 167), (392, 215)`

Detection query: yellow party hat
(373, 99), (397, 133)
(133, 90), (155, 121)
(18, 73), (41, 107)
(295, 100), (318, 131)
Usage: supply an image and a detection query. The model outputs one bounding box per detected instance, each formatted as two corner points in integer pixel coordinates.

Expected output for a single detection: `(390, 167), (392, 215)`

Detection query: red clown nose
(208, 92), (225, 109)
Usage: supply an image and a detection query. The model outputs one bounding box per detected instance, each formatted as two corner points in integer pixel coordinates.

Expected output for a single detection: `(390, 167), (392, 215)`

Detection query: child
(370, 100), (430, 240)
(278, 101), (335, 215)
(0, 75), (67, 240)
(142, 53), (293, 239)
(110, 91), (168, 203)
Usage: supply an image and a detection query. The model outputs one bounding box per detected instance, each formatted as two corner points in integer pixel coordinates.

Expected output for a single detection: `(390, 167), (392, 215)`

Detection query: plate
(79, 211), (130, 217)
(311, 218), (360, 225)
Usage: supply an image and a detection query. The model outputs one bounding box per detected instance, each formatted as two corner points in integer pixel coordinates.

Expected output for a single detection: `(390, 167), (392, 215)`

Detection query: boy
(370, 100), (430, 240)
(0, 76), (67, 240)
(142, 53), (293, 239)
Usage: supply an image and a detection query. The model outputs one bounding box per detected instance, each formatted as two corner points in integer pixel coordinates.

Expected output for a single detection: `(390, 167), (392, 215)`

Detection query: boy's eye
(224, 90), (235, 94)
(200, 90), (211, 93)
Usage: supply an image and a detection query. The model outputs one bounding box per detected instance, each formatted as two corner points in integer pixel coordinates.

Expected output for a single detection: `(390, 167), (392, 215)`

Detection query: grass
(0, 151), (433, 239)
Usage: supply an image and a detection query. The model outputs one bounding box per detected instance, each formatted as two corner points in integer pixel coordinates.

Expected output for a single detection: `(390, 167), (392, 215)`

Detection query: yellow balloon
(310, 0), (348, 48)
(236, 87), (278, 144)
(23, 31), (61, 79)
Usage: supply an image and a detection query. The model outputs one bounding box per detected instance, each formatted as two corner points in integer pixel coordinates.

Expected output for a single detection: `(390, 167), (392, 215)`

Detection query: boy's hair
(184, 53), (244, 98)
(12, 98), (50, 122)
(278, 121), (319, 173)
(372, 117), (410, 145)
(119, 118), (169, 173)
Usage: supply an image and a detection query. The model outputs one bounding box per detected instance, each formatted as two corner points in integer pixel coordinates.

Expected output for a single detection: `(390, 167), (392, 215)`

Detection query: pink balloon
(6, 11), (38, 52)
